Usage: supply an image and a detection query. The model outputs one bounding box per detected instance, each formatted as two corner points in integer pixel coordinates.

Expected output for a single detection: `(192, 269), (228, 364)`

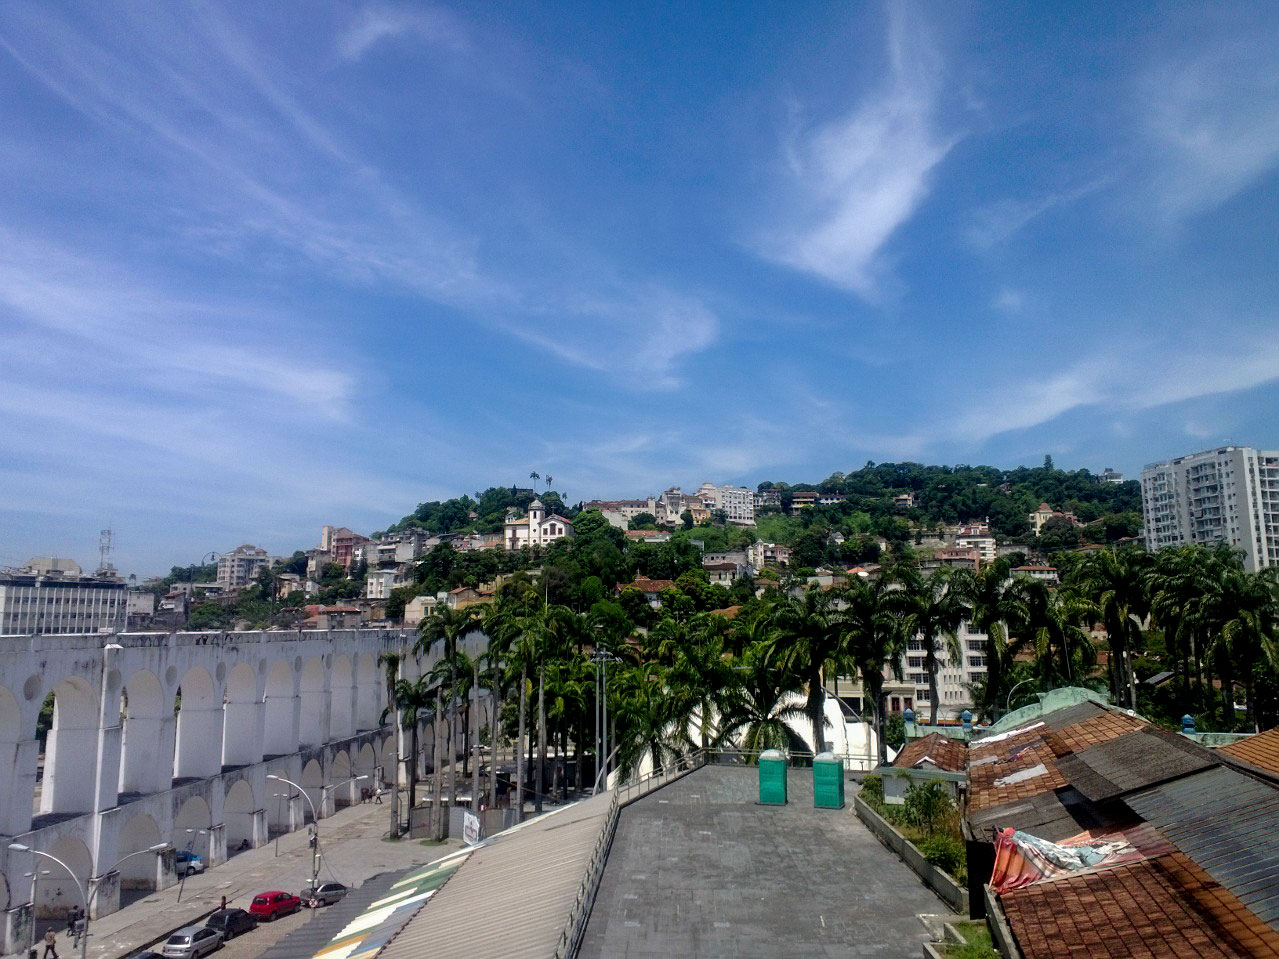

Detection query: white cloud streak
(1138, 35), (1279, 220)
(755, 4), (958, 297)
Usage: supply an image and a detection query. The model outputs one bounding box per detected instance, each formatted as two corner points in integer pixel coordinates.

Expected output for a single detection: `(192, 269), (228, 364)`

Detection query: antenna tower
(98, 527), (116, 577)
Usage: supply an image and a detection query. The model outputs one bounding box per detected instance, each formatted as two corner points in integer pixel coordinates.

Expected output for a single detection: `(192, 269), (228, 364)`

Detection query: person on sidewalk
(43, 929), (58, 959)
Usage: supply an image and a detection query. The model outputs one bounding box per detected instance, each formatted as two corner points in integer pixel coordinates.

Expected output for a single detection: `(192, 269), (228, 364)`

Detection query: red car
(248, 891), (301, 921)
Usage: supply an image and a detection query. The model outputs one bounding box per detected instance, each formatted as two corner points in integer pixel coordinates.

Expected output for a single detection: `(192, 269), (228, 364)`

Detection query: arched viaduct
(0, 628), (442, 952)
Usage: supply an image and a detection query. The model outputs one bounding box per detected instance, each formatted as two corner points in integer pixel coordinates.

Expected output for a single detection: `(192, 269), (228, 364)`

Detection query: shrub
(860, 775), (885, 809)
(902, 780), (954, 835)
(919, 834), (965, 877)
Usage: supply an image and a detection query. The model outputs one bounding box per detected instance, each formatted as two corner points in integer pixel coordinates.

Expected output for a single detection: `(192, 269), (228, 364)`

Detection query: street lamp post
(176, 829), (207, 903)
(591, 649), (619, 793)
(268, 773), (342, 895)
(1005, 679), (1035, 717)
(9, 841), (169, 959)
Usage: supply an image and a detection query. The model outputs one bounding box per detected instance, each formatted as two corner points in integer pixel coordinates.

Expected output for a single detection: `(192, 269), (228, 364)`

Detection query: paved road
(12, 794), (464, 959)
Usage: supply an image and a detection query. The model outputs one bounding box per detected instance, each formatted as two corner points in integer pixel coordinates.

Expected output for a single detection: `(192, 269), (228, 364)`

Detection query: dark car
(205, 909), (256, 940)
(248, 891), (301, 921)
(129, 952), (163, 959)
(303, 882), (347, 907)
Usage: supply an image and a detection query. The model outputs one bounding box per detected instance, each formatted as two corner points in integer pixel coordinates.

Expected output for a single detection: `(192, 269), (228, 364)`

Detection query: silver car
(161, 926), (221, 959)
(304, 882), (347, 907)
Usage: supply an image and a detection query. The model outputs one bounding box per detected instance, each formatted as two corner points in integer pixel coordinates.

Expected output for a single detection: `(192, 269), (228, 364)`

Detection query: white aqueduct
(0, 628), (447, 953)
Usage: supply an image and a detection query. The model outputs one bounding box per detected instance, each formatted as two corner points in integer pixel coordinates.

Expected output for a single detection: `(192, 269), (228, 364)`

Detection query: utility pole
(472, 656), (481, 813)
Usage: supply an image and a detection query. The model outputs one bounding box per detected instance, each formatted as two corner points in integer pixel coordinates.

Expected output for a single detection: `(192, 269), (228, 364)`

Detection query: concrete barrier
(853, 796), (969, 915)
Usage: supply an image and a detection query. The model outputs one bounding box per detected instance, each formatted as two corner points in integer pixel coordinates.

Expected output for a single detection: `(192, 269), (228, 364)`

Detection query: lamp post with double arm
(9, 841), (169, 959)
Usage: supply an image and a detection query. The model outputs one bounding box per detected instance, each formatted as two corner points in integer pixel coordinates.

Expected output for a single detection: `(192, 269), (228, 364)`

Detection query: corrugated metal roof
(1126, 765), (1279, 930)
(379, 792), (613, 959)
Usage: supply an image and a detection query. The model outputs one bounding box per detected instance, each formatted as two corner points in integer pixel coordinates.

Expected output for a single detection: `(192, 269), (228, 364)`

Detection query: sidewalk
(8, 796), (463, 959)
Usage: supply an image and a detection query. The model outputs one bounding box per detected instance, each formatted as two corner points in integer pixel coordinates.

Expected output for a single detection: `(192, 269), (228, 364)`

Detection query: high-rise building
(217, 544), (271, 589)
(0, 558), (126, 635)
(696, 483), (755, 526)
(1141, 445), (1279, 572)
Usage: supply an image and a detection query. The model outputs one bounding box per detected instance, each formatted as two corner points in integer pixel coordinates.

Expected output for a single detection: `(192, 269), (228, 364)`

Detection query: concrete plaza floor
(579, 765), (952, 959)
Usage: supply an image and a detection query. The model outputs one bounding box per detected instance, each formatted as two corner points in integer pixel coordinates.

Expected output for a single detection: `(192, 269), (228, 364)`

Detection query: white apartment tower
(1141, 446), (1279, 572)
(696, 483), (756, 526)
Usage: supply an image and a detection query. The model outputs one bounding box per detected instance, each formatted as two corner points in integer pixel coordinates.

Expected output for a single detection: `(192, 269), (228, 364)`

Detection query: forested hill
(377, 485), (573, 538)
(759, 459), (1142, 539)
(378, 459), (1141, 544)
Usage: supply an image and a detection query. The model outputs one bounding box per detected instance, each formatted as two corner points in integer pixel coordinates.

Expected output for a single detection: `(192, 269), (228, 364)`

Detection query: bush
(860, 775), (884, 809)
(902, 780), (954, 835)
(919, 834), (966, 877)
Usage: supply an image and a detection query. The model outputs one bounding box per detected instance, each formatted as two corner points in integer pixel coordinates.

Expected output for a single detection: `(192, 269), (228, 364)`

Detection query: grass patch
(940, 922), (998, 959)
(418, 839), (447, 846)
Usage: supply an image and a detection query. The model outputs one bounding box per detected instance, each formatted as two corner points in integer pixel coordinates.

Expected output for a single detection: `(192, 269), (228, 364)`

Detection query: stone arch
(224, 779), (258, 854)
(329, 655), (355, 741)
(175, 795), (213, 861)
(40, 676), (100, 815)
(265, 766), (294, 833)
(356, 743), (377, 780)
(35, 835), (92, 918)
(263, 660), (297, 756)
(174, 666), (223, 779)
(222, 663), (262, 767)
(117, 812), (163, 892)
(330, 750), (354, 809)
(0, 684), (20, 745)
(119, 669), (169, 795)
(0, 684), (26, 836)
(378, 735), (396, 789)
(300, 759), (324, 823)
(298, 659), (329, 748)
(355, 652), (381, 731)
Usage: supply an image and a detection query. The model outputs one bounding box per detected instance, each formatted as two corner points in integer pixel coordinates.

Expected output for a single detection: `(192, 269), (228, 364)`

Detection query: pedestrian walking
(220, 896), (227, 911)
(43, 929), (58, 959)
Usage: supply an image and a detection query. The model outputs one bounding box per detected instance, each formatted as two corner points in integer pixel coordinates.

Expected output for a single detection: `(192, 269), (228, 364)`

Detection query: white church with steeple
(503, 498), (575, 551)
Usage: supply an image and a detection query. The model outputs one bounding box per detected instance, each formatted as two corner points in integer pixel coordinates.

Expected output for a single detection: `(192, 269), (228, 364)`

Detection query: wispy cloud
(1138, 33), (1279, 220)
(336, 4), (468, 61)
(754, 4), (958, 297)
(942, 329), (1279, 446)
(0, 3), (717, 386)
(965, 178), (1109, 250)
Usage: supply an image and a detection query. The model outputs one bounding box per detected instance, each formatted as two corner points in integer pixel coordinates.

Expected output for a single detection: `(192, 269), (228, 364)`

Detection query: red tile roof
(892, 733), (967, 773)
(1221, 727), (1279, 778)
(1001, 852), (1279, 959)
(618, 577), (674, 594)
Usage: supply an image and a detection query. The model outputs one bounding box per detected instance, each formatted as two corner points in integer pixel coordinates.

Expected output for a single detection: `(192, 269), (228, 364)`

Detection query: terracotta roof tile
(893, 733), (967, 773)
(1002, 852), (1279, 959)
(1221, 727), (1279, 778)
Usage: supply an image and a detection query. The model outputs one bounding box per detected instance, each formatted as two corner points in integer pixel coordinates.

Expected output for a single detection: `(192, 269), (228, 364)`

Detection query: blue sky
(2, 2), (1278, 575)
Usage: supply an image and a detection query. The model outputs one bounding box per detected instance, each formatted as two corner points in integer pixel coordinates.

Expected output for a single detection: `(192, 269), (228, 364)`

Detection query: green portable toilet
(758, 748), (787, 805)
(813, 751), (845, 809)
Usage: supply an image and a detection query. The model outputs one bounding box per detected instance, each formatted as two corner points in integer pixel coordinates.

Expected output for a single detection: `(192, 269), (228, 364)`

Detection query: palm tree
(612, 663), (682, 779)
(545, 474), (553, 490)
(766, 588), (844, 753)
(382, 674), (432, 827)
(953, 558), (1032, 720)
(662, 613), (739, 751)
(480, 601), (521, 808)
(417, 606), (480, 810)
(1075, 548), (1151, 710)
(895, 567), (964, 725)
(377, 651), (403, 837)
(1019, 579), (1097, 691)
(544, 652), (590, 798)
(716, 642), (809, 756)
(530, 471), (540, 487)
(840, 573), (907, 766)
